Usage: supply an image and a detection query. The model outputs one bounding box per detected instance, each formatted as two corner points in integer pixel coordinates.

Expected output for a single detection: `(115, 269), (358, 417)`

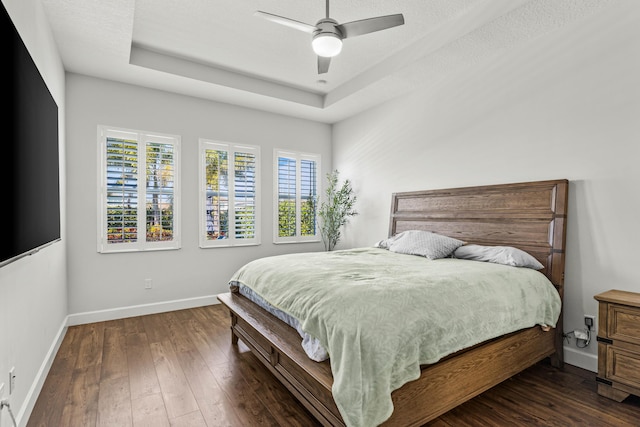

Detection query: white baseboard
(17, 316), (68, 427)
(564, 345), (598, 372)
(67, 295), (219, 326)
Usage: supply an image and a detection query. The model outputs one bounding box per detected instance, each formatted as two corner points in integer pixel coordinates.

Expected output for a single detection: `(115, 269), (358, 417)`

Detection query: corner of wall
(16, 315), (68, 426)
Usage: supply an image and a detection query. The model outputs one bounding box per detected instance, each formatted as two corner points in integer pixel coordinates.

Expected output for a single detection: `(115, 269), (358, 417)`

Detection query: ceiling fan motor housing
(313, 18), (343, 39)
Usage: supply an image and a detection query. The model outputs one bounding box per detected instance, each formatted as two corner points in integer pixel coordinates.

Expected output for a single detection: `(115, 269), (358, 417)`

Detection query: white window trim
(97, 125), (181, 253)
(273, 149), (321, 244)
(199, 139), (261, 248)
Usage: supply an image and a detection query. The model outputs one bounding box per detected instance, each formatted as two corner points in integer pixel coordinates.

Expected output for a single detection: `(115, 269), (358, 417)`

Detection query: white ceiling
(40, 0), (613, 123)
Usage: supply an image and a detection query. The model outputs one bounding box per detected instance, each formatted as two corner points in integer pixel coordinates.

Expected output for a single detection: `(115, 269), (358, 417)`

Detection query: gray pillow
(376, 230), (465, 260)
(453, 244), (544, 270)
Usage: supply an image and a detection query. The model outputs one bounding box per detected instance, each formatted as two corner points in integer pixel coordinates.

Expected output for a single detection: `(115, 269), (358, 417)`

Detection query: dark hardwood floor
(28, 304), (640, 426)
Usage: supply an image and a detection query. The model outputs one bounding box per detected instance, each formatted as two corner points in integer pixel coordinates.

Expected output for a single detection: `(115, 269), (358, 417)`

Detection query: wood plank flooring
(28, 304), (640, 426)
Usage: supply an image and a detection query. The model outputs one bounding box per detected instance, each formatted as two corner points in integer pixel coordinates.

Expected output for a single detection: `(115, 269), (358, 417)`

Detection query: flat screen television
(1, 3), (61, 268)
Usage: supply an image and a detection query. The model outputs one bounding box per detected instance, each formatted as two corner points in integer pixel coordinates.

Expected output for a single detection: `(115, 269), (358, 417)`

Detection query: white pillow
(376, 230), (465, 260)
(453, 245), (544, 270)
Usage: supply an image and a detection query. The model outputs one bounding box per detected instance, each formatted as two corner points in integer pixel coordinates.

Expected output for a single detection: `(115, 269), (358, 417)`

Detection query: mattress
(235, 282), (329, 361)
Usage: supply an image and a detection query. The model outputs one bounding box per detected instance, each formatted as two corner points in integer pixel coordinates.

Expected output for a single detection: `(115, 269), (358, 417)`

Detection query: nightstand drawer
(608, 304), (640, 345)
(606, 345), (640, 390)
(595, 289), (640, 401)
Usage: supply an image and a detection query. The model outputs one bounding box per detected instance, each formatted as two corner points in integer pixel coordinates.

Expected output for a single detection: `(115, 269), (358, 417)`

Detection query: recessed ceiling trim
(325, 0), (532, 108)
(129, 44), (325, 108)
(42, 0), (622, 124)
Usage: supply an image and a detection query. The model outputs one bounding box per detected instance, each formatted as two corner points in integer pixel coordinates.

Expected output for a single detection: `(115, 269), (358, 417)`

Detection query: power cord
(1, 398), (18, 427)
(576, 325), (592, 348)
(563, 324), (592, 348)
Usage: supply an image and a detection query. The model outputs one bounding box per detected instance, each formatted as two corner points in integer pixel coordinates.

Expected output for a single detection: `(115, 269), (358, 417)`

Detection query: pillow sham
(375, 230), (465, 260)
(453, 244), (544, 270)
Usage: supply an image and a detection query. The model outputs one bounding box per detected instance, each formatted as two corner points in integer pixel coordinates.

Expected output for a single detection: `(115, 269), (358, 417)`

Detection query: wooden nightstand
(594, 289), (640, 401)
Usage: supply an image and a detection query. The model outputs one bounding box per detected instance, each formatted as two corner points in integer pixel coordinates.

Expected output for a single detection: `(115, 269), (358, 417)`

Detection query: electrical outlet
(8, 368), (15, 395)
(144, 278), (153, 289)
(585, 315), (596, 332)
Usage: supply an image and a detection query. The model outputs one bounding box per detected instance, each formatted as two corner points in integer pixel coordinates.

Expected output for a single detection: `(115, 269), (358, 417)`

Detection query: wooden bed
(217, 179), (569, 426)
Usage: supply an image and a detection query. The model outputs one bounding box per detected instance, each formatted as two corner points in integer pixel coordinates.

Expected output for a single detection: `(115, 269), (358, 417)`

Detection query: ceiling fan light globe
(312, 34), (343, 57)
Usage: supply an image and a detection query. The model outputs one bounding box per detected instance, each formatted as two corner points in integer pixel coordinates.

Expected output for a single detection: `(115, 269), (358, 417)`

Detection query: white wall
(333, 1), (640, 371)
(0, 0), (67, 426)
(3, 4), (637, 425)
(65, 74), (332, 318)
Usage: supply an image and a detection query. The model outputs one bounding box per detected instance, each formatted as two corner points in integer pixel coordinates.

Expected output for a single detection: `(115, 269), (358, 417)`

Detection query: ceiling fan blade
(254, 11), (316, 34)
(337, 14), (404, 38)
(318, 56), (331, 74)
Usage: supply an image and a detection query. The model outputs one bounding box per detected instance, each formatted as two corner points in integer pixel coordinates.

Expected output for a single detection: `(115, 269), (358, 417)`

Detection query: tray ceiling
(41, 0), (612, 123)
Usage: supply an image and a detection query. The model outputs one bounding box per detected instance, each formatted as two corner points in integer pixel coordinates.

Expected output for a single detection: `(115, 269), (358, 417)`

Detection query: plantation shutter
(146, 141), (175, 242)
(204, 147), (229, 240)
(105, 135), (139, 244)
(98, 126), (181, 253)
(274, 150), (320, 243)
(277, 156), (297, 238)
(300, 159), (317, 236)
(200, 140), (260, 247)
(234, 150), (257, 239)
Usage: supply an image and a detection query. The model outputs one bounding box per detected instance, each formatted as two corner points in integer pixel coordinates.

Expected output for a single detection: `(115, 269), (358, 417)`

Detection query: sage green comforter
(229, 247), (561, 427)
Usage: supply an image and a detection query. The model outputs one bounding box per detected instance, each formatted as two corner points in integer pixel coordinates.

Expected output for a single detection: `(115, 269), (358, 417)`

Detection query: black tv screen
(1, 3), (60, 267)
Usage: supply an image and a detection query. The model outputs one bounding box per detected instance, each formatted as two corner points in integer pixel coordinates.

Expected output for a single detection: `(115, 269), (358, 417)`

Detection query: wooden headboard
(389, 179), (569, 295)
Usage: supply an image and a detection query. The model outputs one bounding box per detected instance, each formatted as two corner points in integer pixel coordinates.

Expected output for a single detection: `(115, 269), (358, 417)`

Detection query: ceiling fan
(255, 0), (405, 74)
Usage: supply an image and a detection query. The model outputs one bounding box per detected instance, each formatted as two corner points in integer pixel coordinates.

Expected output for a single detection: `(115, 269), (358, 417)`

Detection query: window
(98, 126), (180, 253)
(199, 140), (260, 247)
(274, 150), (320, 243)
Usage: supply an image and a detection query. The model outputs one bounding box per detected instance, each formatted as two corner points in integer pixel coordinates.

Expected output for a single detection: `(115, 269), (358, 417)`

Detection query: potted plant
(318, 170), (357, 251)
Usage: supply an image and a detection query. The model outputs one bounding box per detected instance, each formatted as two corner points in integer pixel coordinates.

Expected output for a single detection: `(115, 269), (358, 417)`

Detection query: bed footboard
(218, 292), (344, 426)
